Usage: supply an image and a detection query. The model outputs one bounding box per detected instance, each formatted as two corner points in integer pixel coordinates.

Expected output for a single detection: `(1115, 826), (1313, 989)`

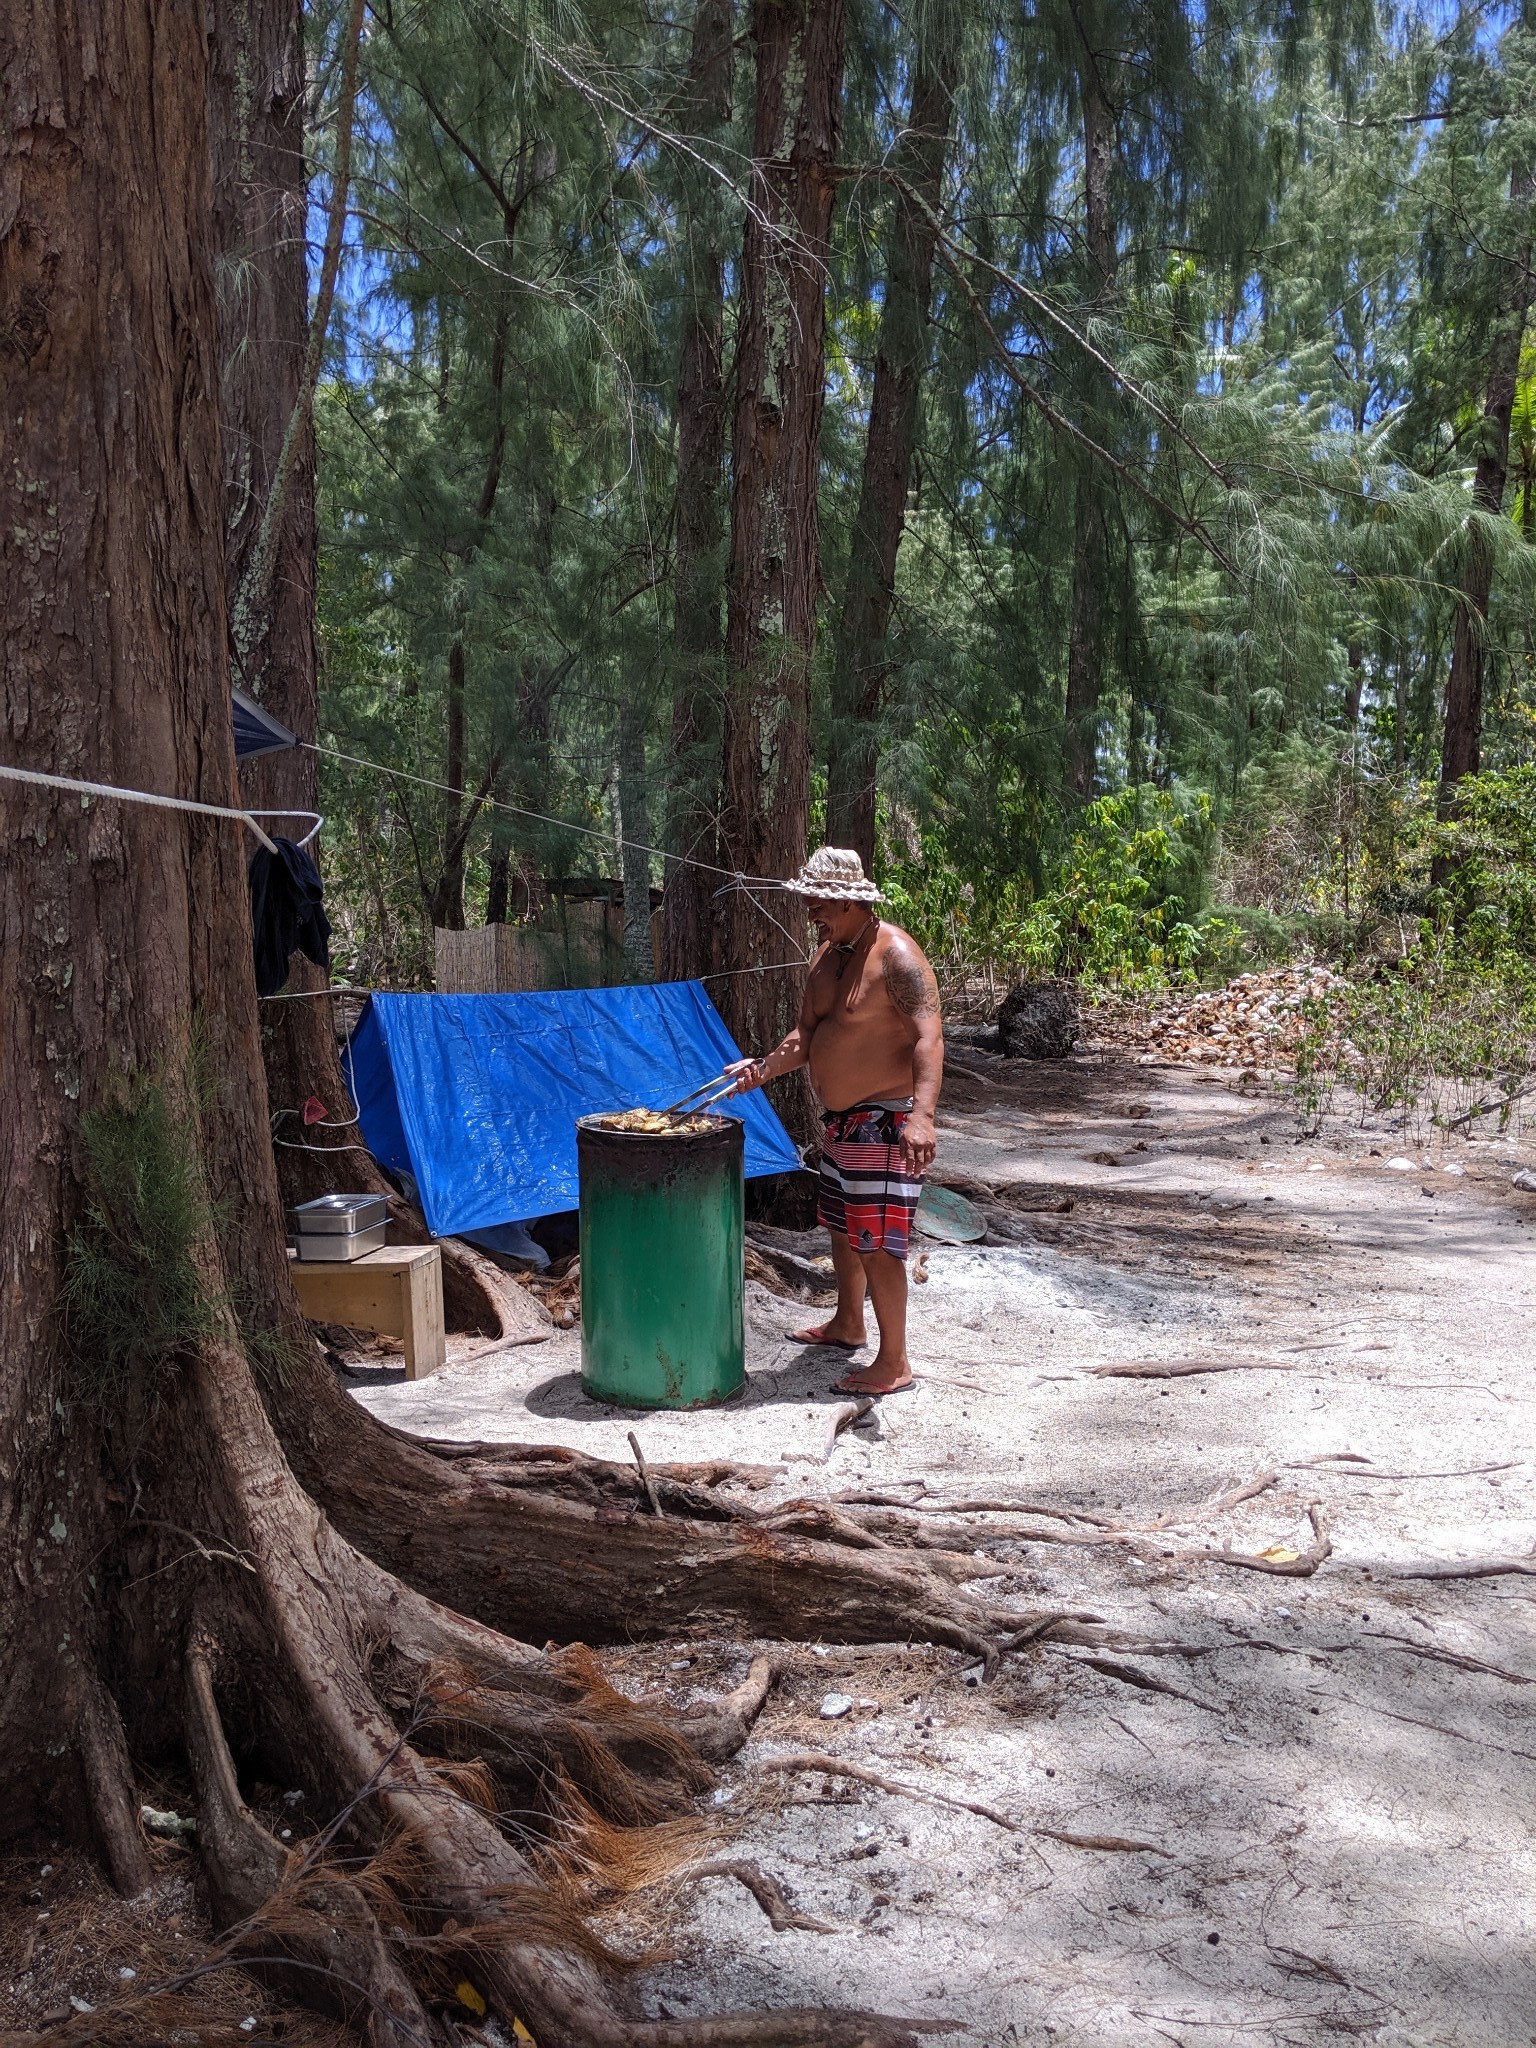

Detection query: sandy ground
(350, 1047), (1536, 2048)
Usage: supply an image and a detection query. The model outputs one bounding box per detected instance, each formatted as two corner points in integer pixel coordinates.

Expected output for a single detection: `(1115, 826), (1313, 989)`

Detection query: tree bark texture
(0, 0), (295, 1845)
(823, 49), (953, 870)
(1063, 50), (1118, 802)
(1437, 161), (1535, 800)
(719, 0), (847, 1131)
(661, 0), (734, 982)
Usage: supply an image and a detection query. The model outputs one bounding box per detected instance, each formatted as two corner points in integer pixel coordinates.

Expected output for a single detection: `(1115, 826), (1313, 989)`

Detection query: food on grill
(596, 1107), (717, 1134)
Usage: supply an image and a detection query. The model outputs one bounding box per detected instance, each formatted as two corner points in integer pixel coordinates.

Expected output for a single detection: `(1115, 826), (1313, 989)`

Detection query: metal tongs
(657, 1070), (739, 1120)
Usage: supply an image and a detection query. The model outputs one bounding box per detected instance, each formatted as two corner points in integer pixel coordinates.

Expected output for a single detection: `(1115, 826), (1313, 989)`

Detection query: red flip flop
(791, 1324), (866, 1350)
(831, 1374), (916, 1398)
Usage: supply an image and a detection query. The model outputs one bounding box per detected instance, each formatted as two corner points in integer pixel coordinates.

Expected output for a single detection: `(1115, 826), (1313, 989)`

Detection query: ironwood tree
(717, 0), (848, 1137)
(0, 26), (1034, 2045)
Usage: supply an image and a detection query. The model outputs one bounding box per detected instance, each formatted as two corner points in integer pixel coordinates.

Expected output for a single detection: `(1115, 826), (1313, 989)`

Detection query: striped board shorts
(817, 1098), (922, 1261)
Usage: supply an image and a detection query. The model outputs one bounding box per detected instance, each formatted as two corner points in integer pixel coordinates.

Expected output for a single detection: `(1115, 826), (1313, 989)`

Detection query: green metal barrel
(577, 1113), (745, 1408)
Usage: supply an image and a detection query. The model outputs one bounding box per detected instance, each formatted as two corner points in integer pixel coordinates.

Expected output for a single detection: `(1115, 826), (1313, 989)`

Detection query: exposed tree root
(1176, 1502), (1332, 1577)
(293, 1391), (1038, 1673)
(678, 1858), (836, 1933)
(103, 1340), (939, 2048)
(754, 1753), (1023, 1833)
(1392, 1550), (1536, 1581)
(1364, 1632), (1534, 1683)
(1058, 1654), (1219, 1712)
(184, 1627), (436, 2045)
(73, 1663), (153, 1899)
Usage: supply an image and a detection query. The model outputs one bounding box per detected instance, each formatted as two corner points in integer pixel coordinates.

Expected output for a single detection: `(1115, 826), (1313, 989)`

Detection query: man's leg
(834, 1250), (911, 1391)
(792, 1227), (867, 1345)
(793, 1152), (869, 1345)
(825, 1227), (869, 1340)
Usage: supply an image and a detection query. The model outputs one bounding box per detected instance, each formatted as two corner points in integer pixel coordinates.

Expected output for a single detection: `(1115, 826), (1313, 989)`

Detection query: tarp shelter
(233, 688), (298, 760)
(347, 983), (803, 1239)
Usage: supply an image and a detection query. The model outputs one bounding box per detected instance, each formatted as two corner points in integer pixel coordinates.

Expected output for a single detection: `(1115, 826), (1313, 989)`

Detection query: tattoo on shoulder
(883, 947), (940, 1018)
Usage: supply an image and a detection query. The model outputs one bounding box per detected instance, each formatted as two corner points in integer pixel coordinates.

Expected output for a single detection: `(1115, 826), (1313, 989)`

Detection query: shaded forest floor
(8, 1047), (1536, 2045)
(353, 1042), (1536, 2048)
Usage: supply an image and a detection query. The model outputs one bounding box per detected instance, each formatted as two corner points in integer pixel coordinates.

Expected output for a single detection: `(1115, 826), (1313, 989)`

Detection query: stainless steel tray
(290, 1193), (390, 1236)
(292, 1220), (388, 1262)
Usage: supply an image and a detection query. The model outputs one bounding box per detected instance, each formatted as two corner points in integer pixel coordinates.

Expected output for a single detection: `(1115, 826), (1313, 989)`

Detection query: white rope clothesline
(0, 761), (322, 856)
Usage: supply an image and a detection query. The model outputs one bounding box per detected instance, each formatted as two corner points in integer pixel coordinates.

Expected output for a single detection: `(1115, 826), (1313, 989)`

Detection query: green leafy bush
(881, 785), (1230, 993)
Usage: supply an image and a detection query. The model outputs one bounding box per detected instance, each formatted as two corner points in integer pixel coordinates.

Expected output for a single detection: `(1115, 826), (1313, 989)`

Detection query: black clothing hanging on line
(248, 836), (331, 997)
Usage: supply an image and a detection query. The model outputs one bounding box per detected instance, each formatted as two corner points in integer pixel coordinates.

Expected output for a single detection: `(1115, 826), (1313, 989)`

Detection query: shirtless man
(726, 845), (943, 1395)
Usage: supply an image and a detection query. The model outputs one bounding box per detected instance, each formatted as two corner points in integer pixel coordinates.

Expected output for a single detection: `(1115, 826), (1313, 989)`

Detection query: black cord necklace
(831, 913), (879, 982)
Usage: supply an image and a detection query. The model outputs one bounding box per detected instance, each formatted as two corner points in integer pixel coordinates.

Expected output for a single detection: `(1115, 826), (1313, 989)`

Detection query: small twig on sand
(758, 1753), (1022, 1832)
(681, 1858), (836, 1932)
(627, 1431), (664, 1518)
(1088, 1356), (1292, 1379)
(1266, 1943), (1353, 1989)
(1036, 1829), (1172, 1856)
(820, 1397), (875, 1461)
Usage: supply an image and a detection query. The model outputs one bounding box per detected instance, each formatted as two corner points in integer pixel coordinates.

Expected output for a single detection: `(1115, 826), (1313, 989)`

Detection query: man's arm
(726, 957), (822, 1092)
(883, 938), (944, 1174)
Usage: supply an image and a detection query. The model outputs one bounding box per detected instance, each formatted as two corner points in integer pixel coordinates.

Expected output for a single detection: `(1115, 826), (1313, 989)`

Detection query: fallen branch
(757, 1752), (1022, 1833)
(681, 1858), (836, 1933)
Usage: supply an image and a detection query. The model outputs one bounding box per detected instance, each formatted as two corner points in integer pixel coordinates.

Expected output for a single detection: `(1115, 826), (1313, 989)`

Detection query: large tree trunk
(1437, 165), (1535, 805)
(823, 48), (952, 870)
(718, 0), (847, 1133)
(661, 0), (734, 982)
(208, 0), (513, 1333)
(1063, 49), (1118, 802)
(0, 11), (1045, 2045)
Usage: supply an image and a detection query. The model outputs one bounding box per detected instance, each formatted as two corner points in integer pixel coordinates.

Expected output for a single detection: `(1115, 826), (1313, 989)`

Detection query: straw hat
(782, 845), (884, 903)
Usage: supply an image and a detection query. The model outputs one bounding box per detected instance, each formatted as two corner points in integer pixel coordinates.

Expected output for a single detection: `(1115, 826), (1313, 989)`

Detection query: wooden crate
(289, 1242), (446, 1380)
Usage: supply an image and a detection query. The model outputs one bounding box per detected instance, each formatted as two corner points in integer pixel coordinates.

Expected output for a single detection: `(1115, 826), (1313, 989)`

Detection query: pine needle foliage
(62, 1071), (220, 1413)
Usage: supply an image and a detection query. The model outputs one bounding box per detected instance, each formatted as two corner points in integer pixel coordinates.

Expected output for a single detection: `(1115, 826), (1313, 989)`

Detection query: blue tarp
(347, 984), (802, 1239)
